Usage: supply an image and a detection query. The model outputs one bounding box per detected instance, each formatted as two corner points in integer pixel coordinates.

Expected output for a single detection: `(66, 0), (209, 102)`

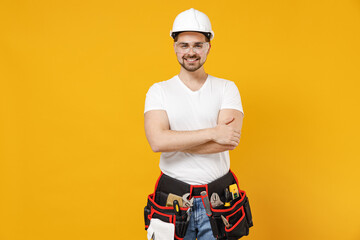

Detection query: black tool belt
(144, 170), (253, 240)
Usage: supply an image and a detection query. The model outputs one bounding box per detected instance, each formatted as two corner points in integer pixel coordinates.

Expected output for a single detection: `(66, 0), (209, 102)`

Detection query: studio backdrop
(1, 0), (359, 239)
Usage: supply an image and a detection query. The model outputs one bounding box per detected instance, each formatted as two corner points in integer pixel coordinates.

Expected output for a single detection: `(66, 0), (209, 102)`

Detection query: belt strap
(155, 170), (238, 199)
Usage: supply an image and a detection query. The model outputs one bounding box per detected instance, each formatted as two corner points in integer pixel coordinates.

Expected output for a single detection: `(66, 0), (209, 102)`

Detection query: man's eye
(180, 44), (189, 48)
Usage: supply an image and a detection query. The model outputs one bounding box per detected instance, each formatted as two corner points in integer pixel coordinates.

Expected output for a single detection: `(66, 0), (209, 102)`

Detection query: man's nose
(188, 47), (196, 54)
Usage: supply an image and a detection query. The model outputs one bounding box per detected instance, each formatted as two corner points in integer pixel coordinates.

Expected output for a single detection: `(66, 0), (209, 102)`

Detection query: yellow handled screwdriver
(173, 200), (181, 216)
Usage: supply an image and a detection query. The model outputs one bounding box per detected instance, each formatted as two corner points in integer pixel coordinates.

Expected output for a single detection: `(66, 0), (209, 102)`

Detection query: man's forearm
(154, 128), (214, 152)
(181, 140), (235, 154)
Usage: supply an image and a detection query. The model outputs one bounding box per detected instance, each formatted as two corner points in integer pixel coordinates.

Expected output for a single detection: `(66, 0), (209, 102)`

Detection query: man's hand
(180, 109), (243, 154)
(144, 109), (243, 154)
(211, 116), (241, 147)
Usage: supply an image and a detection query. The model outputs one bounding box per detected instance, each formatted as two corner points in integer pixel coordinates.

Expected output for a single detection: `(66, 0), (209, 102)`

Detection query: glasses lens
(175, 42), (208, 53)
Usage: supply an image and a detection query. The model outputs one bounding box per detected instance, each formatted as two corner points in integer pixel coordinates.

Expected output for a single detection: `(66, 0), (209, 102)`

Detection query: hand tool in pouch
(221, 215), (232, 228)
(229, 183), (240, 199)
(186, 207), (192, 222)
(182, 193), (194, 208)
(200, 191), (212, 216)
(210, 192), (224, 208)
(224, 188), (231, 207)
(166, 193), (183, 207)
(173, 200), (181, 216)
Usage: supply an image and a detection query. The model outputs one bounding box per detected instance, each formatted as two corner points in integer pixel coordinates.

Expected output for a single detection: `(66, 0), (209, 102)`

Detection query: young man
(144, 8), (245, 240)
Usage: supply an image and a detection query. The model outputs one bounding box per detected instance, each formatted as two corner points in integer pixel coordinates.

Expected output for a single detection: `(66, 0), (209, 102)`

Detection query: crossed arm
(144, 109), (244, 154)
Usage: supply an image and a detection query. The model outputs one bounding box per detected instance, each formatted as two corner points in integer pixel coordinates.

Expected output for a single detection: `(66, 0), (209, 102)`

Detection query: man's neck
(178, 68), (208, 84)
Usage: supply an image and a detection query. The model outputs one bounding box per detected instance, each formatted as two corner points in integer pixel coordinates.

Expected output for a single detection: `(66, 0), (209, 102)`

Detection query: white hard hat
(170, 8), (214, 41)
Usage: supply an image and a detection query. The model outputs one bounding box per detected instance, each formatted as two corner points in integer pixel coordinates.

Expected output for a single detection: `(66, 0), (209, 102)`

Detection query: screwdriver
(224, 188), (231, 207)
(173, 200), (181, 216)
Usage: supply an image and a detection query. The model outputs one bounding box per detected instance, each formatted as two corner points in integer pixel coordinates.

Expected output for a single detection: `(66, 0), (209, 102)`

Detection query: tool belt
(144, 170), (253, 240)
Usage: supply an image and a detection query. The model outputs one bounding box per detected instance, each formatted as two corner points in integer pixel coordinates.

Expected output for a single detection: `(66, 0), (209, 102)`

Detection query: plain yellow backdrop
(1, 0), (359, 239)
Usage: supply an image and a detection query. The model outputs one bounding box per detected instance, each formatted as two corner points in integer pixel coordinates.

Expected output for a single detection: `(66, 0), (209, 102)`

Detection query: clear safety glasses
(174, 41), (210, 54)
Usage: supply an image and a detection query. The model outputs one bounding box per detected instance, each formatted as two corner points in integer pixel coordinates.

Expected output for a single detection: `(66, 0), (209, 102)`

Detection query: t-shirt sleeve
(144, 83), (165, 114)
(220, 81), (244, 115)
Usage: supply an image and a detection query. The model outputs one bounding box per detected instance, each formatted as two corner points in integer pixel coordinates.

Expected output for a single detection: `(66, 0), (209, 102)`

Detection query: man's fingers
(233, 132), (241, 138)
(228, 145), (236, 150)
(229, 139), (239, 146)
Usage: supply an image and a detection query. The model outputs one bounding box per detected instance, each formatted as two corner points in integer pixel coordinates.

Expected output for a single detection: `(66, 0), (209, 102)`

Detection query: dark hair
(172, 31), (211, 42)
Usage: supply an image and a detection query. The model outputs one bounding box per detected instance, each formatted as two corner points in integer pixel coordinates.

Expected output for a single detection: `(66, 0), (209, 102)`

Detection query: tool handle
(221, 215), (232, 228)
(173, 200), (181, 216)
(200, 191), (212, 216)
(224, 188), (231, 206)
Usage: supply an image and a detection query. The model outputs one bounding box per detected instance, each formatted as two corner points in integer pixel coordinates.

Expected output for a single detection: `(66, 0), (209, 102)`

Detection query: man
(144, 8), (244, 240)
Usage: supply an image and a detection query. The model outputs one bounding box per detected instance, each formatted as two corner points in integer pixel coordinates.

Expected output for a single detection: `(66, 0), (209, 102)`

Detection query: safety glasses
(174, 41), (210, 54)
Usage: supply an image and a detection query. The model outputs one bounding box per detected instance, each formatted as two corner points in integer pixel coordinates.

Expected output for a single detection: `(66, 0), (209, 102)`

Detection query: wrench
(182, 193), (194, 208)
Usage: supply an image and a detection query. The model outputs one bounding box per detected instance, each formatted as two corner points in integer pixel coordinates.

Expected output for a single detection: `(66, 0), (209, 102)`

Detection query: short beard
(179, 57), (204, 72)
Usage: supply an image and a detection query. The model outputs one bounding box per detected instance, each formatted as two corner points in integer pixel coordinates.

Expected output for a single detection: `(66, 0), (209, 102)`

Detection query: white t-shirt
(144, 74), (244, 185)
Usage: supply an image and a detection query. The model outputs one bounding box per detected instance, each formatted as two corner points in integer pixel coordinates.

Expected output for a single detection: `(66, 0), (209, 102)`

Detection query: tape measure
(229, 184), (239, 199)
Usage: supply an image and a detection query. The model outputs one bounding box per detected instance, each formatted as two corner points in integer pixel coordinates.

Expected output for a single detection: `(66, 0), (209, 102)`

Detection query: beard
(179, 54), (205, 72)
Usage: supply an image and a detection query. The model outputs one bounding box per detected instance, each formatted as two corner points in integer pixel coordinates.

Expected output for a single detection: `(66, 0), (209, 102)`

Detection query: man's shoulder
(152, 75), (177, 88)
(209, 75), (234, 86)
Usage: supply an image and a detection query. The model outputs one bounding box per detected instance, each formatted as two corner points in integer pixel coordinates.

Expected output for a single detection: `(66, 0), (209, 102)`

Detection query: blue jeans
(183, 197), (216, 240)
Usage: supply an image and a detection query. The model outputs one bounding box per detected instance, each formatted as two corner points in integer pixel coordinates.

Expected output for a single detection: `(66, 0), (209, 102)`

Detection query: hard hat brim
(170, 30), (214, 41)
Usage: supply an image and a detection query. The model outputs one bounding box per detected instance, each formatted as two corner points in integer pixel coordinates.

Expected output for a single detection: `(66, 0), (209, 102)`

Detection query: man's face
(174, 32), (211, 72)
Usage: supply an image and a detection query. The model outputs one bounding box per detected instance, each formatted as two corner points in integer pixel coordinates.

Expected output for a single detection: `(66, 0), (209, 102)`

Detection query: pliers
(182, 193), (194, 222)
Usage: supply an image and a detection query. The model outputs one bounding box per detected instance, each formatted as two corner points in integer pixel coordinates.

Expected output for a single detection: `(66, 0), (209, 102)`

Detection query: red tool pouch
(144, 170), (253, 240)
(209, 189), (253, 239)
(144, 193), (191, 239)
(144, 173), (191, 240)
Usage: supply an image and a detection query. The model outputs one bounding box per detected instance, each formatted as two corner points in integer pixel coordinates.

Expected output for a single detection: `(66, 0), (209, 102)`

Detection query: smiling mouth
(184, 58), (199, 63)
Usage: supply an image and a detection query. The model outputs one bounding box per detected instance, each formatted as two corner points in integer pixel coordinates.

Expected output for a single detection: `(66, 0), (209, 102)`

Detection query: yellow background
(1, 0), (359, 239)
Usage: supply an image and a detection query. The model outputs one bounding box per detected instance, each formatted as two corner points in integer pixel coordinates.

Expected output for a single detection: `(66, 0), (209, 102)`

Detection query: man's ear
(174, 43), (178, 54)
